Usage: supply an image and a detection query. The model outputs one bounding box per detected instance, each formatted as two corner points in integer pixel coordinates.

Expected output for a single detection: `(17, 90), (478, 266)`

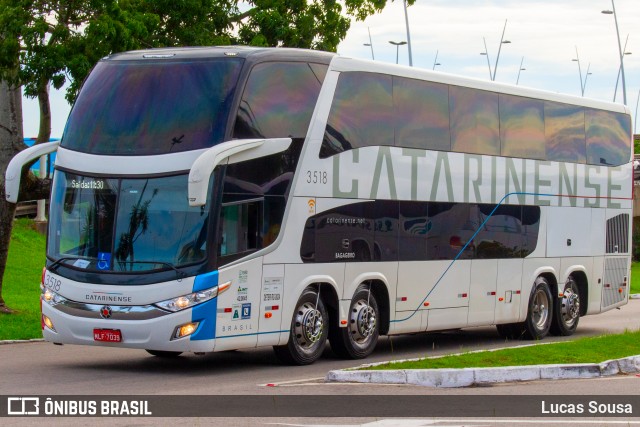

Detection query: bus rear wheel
(330, 285), (379, 359)
(273, 288), (328, 365)
(523, 276), (553, 340)
(550, 277), (580, 336)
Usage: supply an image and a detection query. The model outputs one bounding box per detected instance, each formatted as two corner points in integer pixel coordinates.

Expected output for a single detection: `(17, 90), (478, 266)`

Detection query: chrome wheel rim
(561, 287), (580, 327)
(532, 288), (550, 330)
(349, 299), (377, 346)
(294, 301), (324, 352)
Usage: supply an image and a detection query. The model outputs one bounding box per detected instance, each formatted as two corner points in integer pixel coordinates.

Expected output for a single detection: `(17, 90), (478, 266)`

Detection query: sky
(21, 0), (640, 138)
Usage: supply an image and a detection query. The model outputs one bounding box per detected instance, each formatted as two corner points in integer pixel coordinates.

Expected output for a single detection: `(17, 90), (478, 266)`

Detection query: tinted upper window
(321, 73), (393, 158)
(233, 62), (326, 140)
(320, 72), (630, 166)
(449, 86), (500, 156)
(586, 109), (632, 166)
(63, 58), (243, 155)
(393, 77), (450, 151)
(545, 102), (586, 163)
(500, 95), (545, 160)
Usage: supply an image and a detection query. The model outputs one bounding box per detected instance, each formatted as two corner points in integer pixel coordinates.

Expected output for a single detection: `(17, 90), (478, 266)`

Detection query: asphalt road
(1, 299), (639, 426)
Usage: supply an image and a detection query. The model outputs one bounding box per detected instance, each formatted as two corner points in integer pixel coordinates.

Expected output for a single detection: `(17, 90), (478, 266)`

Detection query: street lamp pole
(389, 40), (407, 64)
(481, 37), (492, 80)
(432, 50), (440, 70)
(516, 56), (525, 85)
(583, 63), (593, 96)
(602, 0), (627, 104)
(575, 48), (583, 95)
(364, 26), (375, 60)
(635, 89), (640, 133)
(403, 0), (413, 66)
(613, 34), (630, 102)
(492, 19), (510, 81)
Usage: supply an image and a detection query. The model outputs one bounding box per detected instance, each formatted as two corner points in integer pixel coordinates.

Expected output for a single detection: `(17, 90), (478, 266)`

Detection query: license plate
(93, 329), (122, 343)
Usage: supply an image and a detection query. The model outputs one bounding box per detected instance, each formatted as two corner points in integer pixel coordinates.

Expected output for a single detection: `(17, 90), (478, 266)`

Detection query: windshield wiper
(47, 257), (87, 272)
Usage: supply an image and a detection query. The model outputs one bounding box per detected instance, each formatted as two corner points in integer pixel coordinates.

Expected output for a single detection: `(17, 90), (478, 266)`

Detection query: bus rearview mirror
(5, 141), (61, 203)
(188, 138), (292, 207)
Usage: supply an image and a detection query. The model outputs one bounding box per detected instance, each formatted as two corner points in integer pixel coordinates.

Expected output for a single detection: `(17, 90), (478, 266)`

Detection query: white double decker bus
(6, 47), (632, 365)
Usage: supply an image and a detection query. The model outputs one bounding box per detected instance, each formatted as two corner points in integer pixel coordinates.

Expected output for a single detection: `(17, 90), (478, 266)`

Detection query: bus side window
(545, 102), (586, 164)
(393, 76), (450, 151)
(321, 72), (393, 158)
(499, 94), (545, 160)
(233, 62), (325, 140)
(585, 109), (631, 166)
(449, 86), (500, 156)
(218, 199), (263, 258)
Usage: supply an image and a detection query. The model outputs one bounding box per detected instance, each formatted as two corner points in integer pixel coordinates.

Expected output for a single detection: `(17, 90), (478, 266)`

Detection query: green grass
(0, 218), (46, 340)
(631, 262), (640, 294)
(365, 330), (640, 370)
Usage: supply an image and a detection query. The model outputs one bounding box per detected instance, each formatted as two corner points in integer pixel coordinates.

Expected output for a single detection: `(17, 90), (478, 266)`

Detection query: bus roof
(105, 46), (336, 64)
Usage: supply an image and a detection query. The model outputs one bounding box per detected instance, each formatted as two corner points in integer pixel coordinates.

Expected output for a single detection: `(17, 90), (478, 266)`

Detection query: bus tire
(550, 276), (580, 336)
(273, 288), (328, 365)
(329, 284), (379, 359)
(145, 350), (182, 358)
(523, 276), (553, 340)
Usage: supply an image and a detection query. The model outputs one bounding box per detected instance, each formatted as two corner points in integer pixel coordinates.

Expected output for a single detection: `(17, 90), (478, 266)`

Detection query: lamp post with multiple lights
(389, 40), (407, 64)
(613, 34), (631, 102)
(480, 20), (511, 81)
(572, 47), (592, 97)
(480, 38), (493, 80)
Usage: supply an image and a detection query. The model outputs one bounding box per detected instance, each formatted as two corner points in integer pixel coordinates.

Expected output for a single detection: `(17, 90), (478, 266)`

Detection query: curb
(0, 338), (44, 345)
(630, 294), (640, 300)
(326, 355), (640, 388)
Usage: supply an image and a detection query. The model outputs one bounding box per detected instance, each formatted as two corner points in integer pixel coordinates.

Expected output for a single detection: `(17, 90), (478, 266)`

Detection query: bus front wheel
(273, 288), (328, 365)
(329, 284), (380, 359)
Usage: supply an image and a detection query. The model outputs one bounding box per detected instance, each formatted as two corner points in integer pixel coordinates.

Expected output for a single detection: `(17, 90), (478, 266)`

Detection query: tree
(0, 0), (411, 312)
(0, 0), (157, 312)
(0, 0), (26, 313)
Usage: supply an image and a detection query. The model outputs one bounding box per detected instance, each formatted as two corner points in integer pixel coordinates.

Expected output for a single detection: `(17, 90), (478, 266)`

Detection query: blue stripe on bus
(392, 191), (559, 323)
(191, 271), (219, 340)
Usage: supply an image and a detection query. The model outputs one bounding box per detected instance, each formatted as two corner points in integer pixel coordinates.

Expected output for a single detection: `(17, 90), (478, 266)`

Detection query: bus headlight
(154, 281), (231, 312)
(42, 288), (65, 305)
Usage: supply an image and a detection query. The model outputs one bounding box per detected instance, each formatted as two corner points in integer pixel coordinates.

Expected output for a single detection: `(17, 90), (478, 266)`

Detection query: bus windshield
(47, 171), (210, 273)
(62, 57), (243, 155)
